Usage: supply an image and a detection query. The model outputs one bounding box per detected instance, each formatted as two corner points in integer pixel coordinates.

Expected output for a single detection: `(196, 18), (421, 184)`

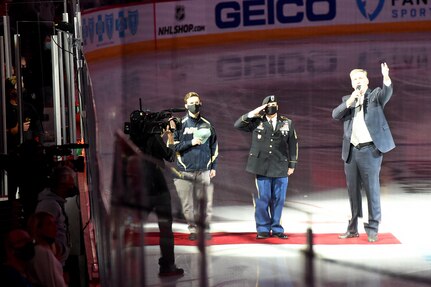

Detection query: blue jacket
(332, 83), (395, 162)
(173, 114), (218, 172)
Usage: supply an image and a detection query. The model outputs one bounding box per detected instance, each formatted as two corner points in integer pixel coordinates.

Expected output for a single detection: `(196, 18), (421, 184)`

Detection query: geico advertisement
(210, 0), (337, 30)
(154, 0), (431, 42)
(155, 0), (341, 35)
(82, 1), (431, 52)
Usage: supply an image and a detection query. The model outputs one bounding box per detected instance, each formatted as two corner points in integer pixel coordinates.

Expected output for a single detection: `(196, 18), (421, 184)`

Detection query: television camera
(124, 99), (185, 145)
(0, 140), (88, 192)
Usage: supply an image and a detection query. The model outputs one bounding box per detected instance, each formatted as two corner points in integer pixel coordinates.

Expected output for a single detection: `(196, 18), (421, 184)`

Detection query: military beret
(262, 95), (277, 105)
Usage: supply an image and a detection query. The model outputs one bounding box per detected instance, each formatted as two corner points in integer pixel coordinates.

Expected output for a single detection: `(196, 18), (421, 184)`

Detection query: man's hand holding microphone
(346, 85), (363, 108)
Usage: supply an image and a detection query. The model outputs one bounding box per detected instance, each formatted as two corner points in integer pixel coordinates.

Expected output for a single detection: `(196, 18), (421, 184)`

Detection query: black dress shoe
(272, 233), (288, 239)
(159, 265), (185, 277)
(256, 232), (270, 239)
(338, 231), (359, 239)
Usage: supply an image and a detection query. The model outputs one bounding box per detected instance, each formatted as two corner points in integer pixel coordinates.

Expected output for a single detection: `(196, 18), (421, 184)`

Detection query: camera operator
(130, 118), (184, 277)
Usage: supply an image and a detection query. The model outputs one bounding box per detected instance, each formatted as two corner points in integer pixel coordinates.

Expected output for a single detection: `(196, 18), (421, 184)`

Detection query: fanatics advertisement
(82, 0), (431, 54)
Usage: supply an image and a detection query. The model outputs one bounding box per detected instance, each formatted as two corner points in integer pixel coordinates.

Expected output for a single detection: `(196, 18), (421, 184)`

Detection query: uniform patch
(280, 122), (289, 135)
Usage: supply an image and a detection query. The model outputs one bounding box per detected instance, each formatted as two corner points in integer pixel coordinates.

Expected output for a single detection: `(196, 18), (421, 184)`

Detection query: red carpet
(125, 231), (401, 246)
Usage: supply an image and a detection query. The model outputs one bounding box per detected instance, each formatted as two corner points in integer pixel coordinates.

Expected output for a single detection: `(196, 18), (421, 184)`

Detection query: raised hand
(248, 104), (267, 118)
(381, 62), (389, 77)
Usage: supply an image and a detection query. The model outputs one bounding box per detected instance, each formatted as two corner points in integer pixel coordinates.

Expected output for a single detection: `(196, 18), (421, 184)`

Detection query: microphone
(353, 85), (361, 106)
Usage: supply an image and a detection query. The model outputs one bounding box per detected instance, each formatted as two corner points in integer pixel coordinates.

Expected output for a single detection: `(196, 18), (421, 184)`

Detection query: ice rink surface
(88, 32), (431, 286)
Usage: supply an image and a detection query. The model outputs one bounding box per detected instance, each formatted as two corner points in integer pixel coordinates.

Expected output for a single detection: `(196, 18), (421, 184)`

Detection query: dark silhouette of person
(0, 229), (35, 287)
(129, 117), (184, 277)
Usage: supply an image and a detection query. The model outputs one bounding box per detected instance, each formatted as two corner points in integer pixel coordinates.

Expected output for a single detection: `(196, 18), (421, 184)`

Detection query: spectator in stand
(5, 77), (43, 155)
(35, 166), (78, 266)
(4, 75), (44, 211)
(1, 140), (51, 225)
(27, 211), (67, 287)
(5, 77), (31, 155)
(0, 229), (35, 287)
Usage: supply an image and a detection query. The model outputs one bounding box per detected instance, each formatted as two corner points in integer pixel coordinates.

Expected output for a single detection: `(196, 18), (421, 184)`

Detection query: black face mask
(187, 104), (201, 114)
(14, 242), (35, 261)
(265, 106), (277, 115)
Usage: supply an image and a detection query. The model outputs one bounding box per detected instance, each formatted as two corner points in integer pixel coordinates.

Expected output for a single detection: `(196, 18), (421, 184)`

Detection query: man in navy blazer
(332, 63), (394, 242)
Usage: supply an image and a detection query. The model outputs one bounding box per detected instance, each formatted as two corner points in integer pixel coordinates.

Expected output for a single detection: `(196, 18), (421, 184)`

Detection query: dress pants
(344, 144), (383, 236)
(174, 170), (213, 233)
(254, 175), (288, 234)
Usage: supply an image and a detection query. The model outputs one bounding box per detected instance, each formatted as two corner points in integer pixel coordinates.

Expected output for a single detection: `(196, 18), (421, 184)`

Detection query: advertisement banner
(82, 4), (153, 53)
(155, 1), (208, 39)
(82, 1), (431, 56)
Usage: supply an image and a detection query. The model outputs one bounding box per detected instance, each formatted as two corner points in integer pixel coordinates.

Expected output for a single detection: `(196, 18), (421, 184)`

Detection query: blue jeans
(254, 175), (288, 234)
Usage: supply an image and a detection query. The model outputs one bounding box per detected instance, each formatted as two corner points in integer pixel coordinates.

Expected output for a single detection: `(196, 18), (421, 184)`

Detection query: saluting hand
(248, 104), (267, 118)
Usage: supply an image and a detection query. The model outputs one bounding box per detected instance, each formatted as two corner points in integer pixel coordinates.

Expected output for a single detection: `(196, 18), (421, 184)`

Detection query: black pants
(149, 191), (175, 268)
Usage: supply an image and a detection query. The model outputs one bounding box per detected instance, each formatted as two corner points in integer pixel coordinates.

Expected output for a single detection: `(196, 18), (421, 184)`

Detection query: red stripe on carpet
(125, 231), (401, 246)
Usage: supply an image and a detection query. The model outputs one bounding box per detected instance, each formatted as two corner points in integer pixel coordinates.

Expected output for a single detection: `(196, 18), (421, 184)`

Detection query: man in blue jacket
(332, 63), (394, 243)
(173, 92), (218, 241)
